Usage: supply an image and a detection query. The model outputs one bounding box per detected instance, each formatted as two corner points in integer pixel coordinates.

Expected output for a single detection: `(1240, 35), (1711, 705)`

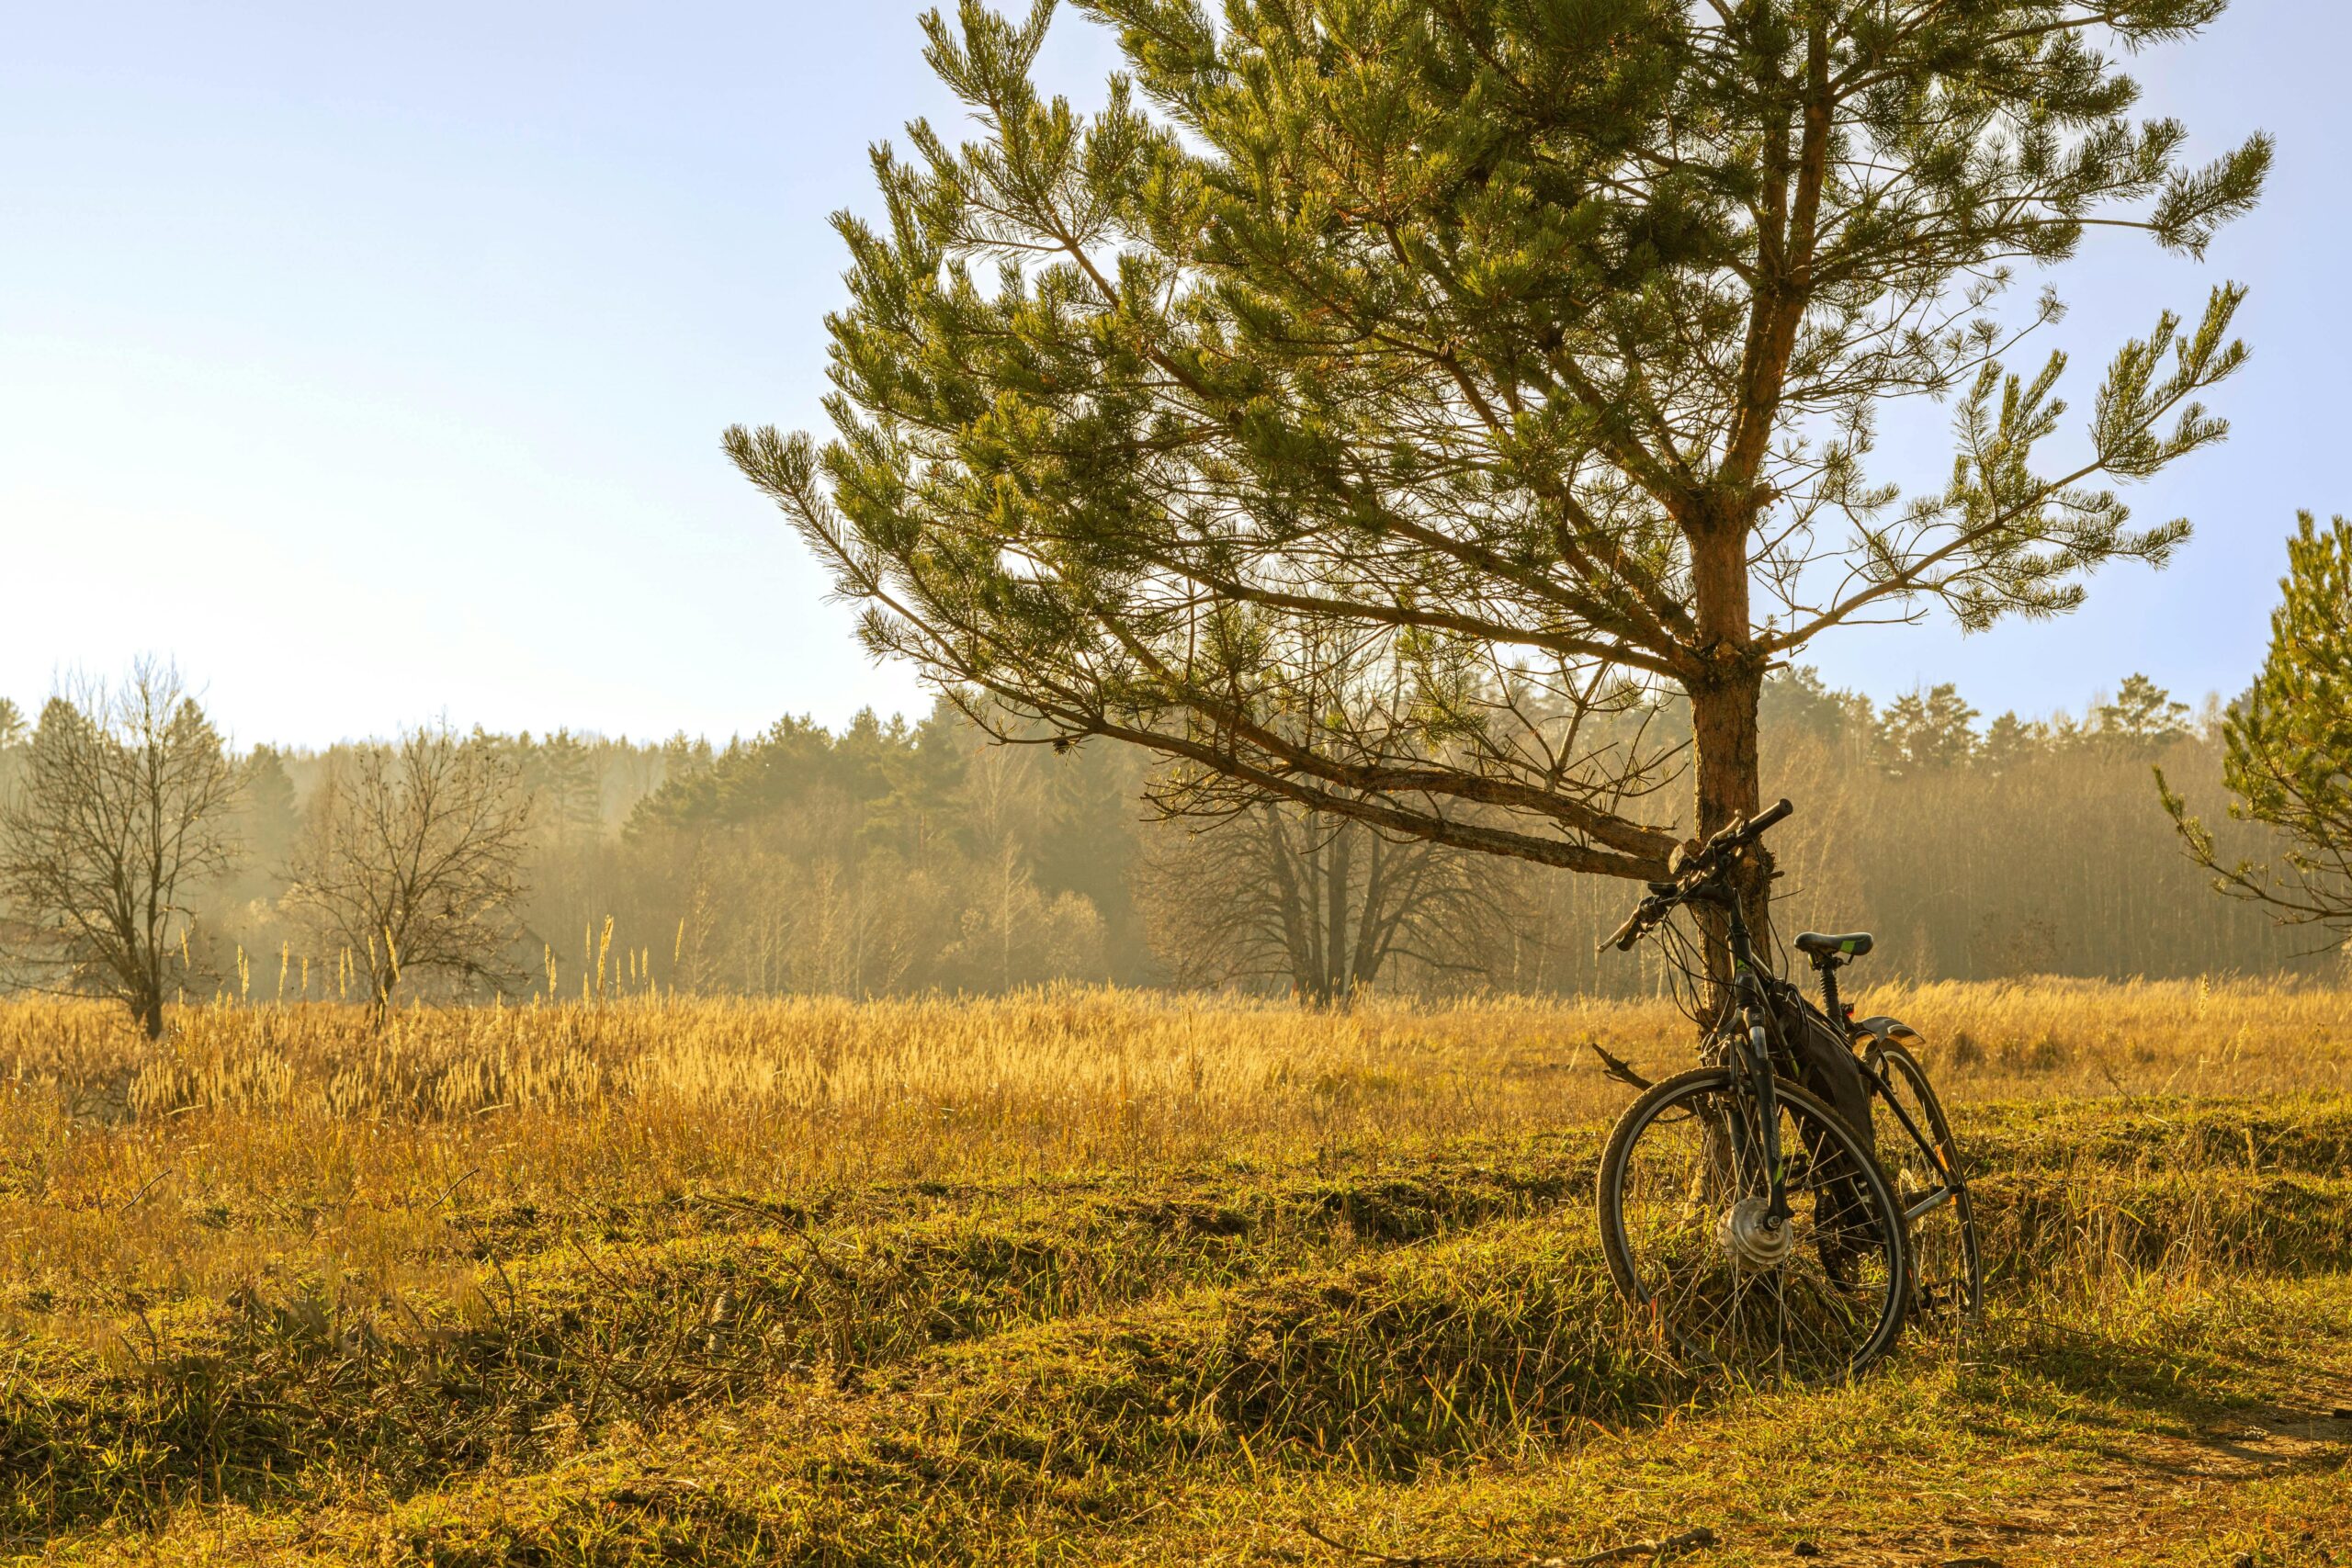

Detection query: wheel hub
(1715, 1196), (1794, 1269)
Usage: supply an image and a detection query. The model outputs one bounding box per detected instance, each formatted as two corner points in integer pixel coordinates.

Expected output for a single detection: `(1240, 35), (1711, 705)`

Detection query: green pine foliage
(1877, 685), (1982, 775)
(2163, 513), (2352, 940)
(2094, 672), (2194, 758)
(731, 0), (2267, 886)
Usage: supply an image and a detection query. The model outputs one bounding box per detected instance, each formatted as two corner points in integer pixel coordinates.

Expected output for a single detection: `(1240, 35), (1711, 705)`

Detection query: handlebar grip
(1601, 895), (1668, 953)
(1750, 797), (1793, 834)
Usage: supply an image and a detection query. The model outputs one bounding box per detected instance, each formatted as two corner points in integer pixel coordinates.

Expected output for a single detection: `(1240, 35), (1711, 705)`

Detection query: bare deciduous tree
(0, 660), (242, 1038)
(285, 725), (533, 1014)
(1137, 804), (1520, 1007)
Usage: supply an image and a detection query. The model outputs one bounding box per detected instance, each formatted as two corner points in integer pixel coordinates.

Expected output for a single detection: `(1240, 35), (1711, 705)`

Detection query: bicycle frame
(1724, 892), (1962, 1235)
(1701, 883), (1796, 1228)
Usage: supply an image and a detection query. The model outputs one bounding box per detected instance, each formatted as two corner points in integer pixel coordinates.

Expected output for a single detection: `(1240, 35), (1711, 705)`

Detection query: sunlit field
(4, 982), (2350, 1564)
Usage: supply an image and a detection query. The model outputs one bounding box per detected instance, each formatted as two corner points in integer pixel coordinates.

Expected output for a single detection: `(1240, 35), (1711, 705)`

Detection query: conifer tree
(2163, 513), (2352, 941)
(2094, 672), (2191, 757)
(733, 0), (2267, 929)
(1877, 685), (1980, 775)
(239, 744), (303, 871)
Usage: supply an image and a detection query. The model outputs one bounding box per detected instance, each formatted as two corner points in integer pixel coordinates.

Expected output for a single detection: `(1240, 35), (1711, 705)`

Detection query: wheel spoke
(1601, 1068), (1906, 1382)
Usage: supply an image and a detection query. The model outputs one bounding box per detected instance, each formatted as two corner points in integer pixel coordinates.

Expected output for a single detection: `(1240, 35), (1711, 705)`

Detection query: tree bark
(1688, 509), (1773, 983)
(1261, 807), (1316, 1002)
(1687, 505), (1764, 817)
(1690, 667), (1767, 921)
(1324, 821), (1353, 1009)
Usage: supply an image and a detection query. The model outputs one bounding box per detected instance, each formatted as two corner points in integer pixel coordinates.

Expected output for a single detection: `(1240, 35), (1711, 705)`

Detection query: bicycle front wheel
(1598, 1066), (1909, 1382)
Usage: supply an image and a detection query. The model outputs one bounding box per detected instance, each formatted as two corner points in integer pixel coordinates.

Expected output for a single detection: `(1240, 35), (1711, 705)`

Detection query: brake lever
(1601, 894), (1668, 953)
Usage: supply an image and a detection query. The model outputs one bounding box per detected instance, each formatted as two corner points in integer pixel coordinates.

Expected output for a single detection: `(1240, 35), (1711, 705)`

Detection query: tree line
(0, 650), (2336, 1036)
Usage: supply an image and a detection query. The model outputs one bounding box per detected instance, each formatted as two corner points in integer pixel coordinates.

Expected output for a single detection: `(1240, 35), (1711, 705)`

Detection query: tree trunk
(1690, 675), (1764, 840)
(1262, 807), (1317, 1003)
(369, 966), (398, 1024)
(1687, 513), (1771, 988)
(1350, 836), (1391, 993)
(1324, 821), (1353, 1009)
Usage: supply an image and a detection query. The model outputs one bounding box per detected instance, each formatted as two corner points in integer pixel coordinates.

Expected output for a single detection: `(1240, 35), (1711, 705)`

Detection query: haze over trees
(0, 658), (2329, 1019)
(2164, 513), (2352, 942)
(730, 0), (2268, 970)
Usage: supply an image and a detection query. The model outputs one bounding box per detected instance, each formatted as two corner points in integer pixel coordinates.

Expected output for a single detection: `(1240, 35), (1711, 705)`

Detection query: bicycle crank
(1715, 1197), (1795, 1269)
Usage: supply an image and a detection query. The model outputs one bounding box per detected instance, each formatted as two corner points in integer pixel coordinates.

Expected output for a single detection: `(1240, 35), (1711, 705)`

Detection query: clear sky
(3, 4), (2343, 748)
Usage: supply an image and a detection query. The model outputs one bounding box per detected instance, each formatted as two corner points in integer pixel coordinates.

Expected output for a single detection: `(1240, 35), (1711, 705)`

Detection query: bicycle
(1842, 974), (1984, 1330)
(1589, 798), (1981, 1382)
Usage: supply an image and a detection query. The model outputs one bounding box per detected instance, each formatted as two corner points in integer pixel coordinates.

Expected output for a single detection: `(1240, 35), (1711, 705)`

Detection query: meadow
(1, 980), (2348, 1565)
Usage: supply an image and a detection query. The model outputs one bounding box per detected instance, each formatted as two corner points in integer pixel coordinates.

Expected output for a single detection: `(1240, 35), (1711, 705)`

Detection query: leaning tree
(731, 0), (2267, 942)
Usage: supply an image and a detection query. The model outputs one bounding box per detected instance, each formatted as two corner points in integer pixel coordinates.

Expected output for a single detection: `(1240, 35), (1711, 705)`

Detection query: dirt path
(1773, 1403), (2352, 1567)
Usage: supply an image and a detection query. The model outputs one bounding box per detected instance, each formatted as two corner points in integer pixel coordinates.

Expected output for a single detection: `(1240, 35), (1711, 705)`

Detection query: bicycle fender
(1849, 1015), (1921, 1045)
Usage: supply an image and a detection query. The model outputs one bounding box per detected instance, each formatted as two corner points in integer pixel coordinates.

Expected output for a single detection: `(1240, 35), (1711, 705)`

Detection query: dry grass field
(2, 980), (2349, 1565)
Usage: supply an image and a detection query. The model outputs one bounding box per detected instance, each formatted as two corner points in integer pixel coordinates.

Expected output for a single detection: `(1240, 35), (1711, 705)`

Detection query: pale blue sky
(2, 3), (2343, 746)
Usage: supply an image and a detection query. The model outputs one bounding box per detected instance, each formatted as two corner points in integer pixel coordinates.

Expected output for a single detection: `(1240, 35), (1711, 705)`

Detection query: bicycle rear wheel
(1598, 1066), (1909, 1382)
(1867, 1041), (1984, 1325)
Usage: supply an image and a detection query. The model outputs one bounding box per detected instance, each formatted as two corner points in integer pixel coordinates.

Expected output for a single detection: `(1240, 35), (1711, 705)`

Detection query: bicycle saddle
(1796, 931), (1874, 959)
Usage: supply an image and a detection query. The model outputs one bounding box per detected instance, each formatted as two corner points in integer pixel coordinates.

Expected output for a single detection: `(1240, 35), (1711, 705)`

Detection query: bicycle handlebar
(1601, 798), (1794, 953)
(1600, 903), (1650, 953)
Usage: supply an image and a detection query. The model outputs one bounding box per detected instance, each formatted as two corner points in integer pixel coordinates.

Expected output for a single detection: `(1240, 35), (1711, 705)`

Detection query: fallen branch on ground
(1587, 1042), (1655, 1091)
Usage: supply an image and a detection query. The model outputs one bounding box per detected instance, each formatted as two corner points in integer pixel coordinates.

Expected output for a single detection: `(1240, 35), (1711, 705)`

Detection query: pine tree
(2093, 672), (2191, 757)
(238, 744), (303, 872)
(732, 0), (2267, 932)
(1979, 712), (2051, 775)
(2162, 513), (2352, 941)
(531, 728), (604, 843)
(1759, 667), (1862, 748)
(1877, 685), (1980, 775)
(867, 699), (973, 861)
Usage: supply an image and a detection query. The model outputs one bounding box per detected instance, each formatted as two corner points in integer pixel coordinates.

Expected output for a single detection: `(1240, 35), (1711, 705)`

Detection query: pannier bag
(1776, 990), (1877, 1156)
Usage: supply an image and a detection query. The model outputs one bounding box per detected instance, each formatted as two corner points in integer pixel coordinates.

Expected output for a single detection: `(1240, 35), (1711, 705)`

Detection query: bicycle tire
(1867, 1040), (1984, 1325)
(1598, 1065), (1910, 1382)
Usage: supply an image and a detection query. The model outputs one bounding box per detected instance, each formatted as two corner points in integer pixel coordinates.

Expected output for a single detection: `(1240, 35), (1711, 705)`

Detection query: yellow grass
(3, 982), (2349, 1563)
(2, 980), (2344, 1340)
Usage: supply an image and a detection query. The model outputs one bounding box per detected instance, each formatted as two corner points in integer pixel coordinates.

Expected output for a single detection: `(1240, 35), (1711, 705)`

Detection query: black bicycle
(1590, 799), (1980, 1382)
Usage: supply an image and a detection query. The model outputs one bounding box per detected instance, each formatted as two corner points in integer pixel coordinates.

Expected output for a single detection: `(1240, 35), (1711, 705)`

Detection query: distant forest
(0, 665), (2332, 1006)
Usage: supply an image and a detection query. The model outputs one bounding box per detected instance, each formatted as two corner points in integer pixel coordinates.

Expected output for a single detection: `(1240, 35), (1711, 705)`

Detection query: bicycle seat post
(1811, 950), (1849, 1037)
